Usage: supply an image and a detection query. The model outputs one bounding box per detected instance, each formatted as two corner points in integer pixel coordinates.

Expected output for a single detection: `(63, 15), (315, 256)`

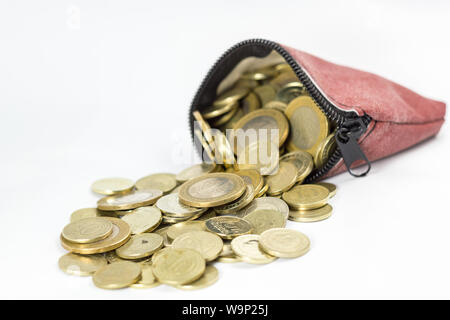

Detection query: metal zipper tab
(335, 118), (371, 177)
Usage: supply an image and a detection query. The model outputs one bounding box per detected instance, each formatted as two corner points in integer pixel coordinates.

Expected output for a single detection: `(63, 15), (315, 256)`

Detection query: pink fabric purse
(190, 39), (446, 180)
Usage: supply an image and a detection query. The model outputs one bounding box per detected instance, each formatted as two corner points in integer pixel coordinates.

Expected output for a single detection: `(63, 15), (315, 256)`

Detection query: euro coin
(316, 182), (337, 198)
(130, 263), (160, 289)
(135, 173), (177, 194)
(97, 189), (163, 211)
(172, 231), (223, 262)
(58, 253), (107, 276)
(213, 87), (249, 107)
(211, 103), (239, 127)
(156, 193), (207, 217)
(314, 133), (337, 169)
(280, 151), (314, 182)
(214, 184), (255, 215)
(264, 100), (288, 113)
(202, 101), (238, 120)
(70, 208), (114, 222)
(116, 233), (163, 260)
(282, 184), (330, 210)
(91, 177), (134, 196)
(178, 173), (246, 208)
(243, 209), (286, 234)
(265, 161), (298, 196)
(236, 140), (279, 176)
(120, 206), (162, 234)
(205, 216), (253, 240)
(152, 248), (206, 285)
(174, 265), (219, 290)
(60, 217), (131, 255)
(276, 82), (305, 104)
(176, 163), (216, 183)
(285, 96), (329, 155)
(236, 197), (289, 220)
(166, 221), (206, 241)
(231, 234), (276, 264)
(211, 131), (235, 166)
(289, 204), (333, 223)
(217, 242), (242, 263)
(93, 261), (141, 289)
(255, 183), (269, 198)
(235, 169), (264, 195)
(259, 228), (310, 258)
(62, 217), (113, 244)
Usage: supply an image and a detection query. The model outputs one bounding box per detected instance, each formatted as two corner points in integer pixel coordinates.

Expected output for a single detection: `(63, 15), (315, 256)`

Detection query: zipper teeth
(189, 38), (367, 181)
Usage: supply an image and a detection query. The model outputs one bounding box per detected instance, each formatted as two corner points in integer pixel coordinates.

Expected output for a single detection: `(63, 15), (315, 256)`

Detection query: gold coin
(213, 87), (249, 107)
(154, 226), (172, 247)
(193, 110), (216, 147)
(217, 242), (242, 263)
(121, 206), (162, 234)
(166, 221), (206, 241)
(58, 253), (107, 276)
(172, 231), (223, 262)
(220, 107), (244, 131)
(259, 228), (310, 258)
(266, 161), (298, 196)
(156, 193), (207, 217)
(211, 102), (239, 126)
(174, 265), (219, 290)
(264, 100), (288, 113)
(60, 217), (131, 255)
(256, 183), (269, 198)
(70, 208), (114, 222)
(241, 67), (277, 81)
(152, 248), (206, 285)
(289, 204), (333, 222)
(62, 217), (113, 244)
(194, 128), (215, 163)
(214, 184), (255, 215)
(162, 212), (204, 224)
(253, 84), (276, 107)
(135, 173), (177, 193)
(243, 209), (286, 234)
(285, 96), (329, 155)
(241, 92), (261, 115)
(280, 151), (314, 182)
(93, 261), (141, 289)
(231, 234), (276, 264)
(178, 173), (246, 208)
(103, 251), (126, 264)
(282, 184), (330, 210)
(273, 63), (291, 73)
(235, 169), (264, 195)
(314, 133), (337, 169)
(202, 101), (238, 120)
(236, 197), (289, 220)
(116, 233), (163, 260)
(91, 177), (134, 196)
(276, 82), (305, 104)
(211, 131), (235, 166)
(236, 140), (279, 176)
(233, 109), (289, 147)
(130, 263), (160, 289)
(97, 189), (163, 211)
(151, 247), (171, 264)
(205, 216), (253, 240)
(316, 182), (337, 198)
(176, 163), (216, 183)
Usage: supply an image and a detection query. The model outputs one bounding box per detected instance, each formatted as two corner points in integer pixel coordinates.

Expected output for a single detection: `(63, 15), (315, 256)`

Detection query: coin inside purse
(190, 40), (370, 181)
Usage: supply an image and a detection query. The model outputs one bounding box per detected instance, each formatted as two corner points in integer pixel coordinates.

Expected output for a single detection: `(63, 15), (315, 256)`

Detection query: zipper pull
(335, 118), (371, 177)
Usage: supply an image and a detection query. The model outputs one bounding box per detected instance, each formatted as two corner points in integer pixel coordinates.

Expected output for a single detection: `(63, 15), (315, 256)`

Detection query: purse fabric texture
(281, 44), (446, 178)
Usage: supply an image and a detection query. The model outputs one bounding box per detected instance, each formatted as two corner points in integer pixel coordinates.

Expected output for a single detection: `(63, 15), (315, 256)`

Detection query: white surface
(0, 0), (449, 299)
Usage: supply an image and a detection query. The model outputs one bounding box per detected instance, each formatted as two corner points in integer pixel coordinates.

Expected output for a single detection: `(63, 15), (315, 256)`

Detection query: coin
(285, 96), (329, 155)
(116, 233), (164, 260)
(243, 209), (286, 234)
(289, 204), (333, 222)
(130, 263), (160, 289)
(236, 140), (279, 176)
(276, 82), (305, 104)
(265, 161), (298, 196)
(193, 110), (216, 147)
(172, 231), (223, 262)
(241, 92), (261, 115)
(152, 248), (206, 285)
(93, 261), (141, 289)
(212, 104), (240, 128)
(273, 63), (291, 73)
(154, 226), (172, 247)
(156, 193), (206, 217)
(205, 216), (253, 240)
(194, 128), (215, 163)
(314, 133), (337, 169)
(259, 228), (310, 258)
(121, 206), (162, 234)
(253, 84), (276, 106)
(316, 182), (337, 198)
(220, 107), (244, 131)
(174, 265), (219, 290)
(97, 189), (163, 211)
(135, 173), (177, 194)
(91, 178), (134, 196)
(60, 217), (131, 255)
(103, 251), (126, 264)
(264, 100), (287, 113)
(214, 184), (255, 215)
(282, 184), (330, 210)
(178, 173), (246, 208)
(231, 234), (276, 264)
(62, 217), (113, 244)
(233, 109), (289, 147)
(176, 163), (216, 183)
(241, 67), (276, 81)
(197, 209), (216, 221)
(255, 183), (269, 198)
(58, 253), (107, 276)
(269, 69), (298, 90)
(202, 101), (238, 120)
(166, 221), (206, 241)
(70, 208), (114, 222)
(235, 169), (264, 195)
(280, 151), (314, 182)
(162, 212), (204, 224)
(213, 87), (249, 107)
(217, 242), (242, 263)
(236, 197), (290, 220)
(234, 78), (258, 89)
(211, 131), (235, 166)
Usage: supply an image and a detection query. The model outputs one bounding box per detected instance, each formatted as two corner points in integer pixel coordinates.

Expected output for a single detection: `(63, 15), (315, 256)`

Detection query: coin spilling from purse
(58, 63), (338, 290)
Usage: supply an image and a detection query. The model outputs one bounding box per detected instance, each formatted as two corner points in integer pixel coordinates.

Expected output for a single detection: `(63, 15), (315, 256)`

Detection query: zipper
(189, 38), (372, 181)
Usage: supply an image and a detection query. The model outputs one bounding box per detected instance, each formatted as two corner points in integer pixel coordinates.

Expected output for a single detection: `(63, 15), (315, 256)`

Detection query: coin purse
(189, 39), (446, 180)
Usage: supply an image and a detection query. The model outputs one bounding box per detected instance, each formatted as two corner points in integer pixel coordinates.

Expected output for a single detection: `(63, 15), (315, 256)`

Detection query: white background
(0, 0), (449, 299)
